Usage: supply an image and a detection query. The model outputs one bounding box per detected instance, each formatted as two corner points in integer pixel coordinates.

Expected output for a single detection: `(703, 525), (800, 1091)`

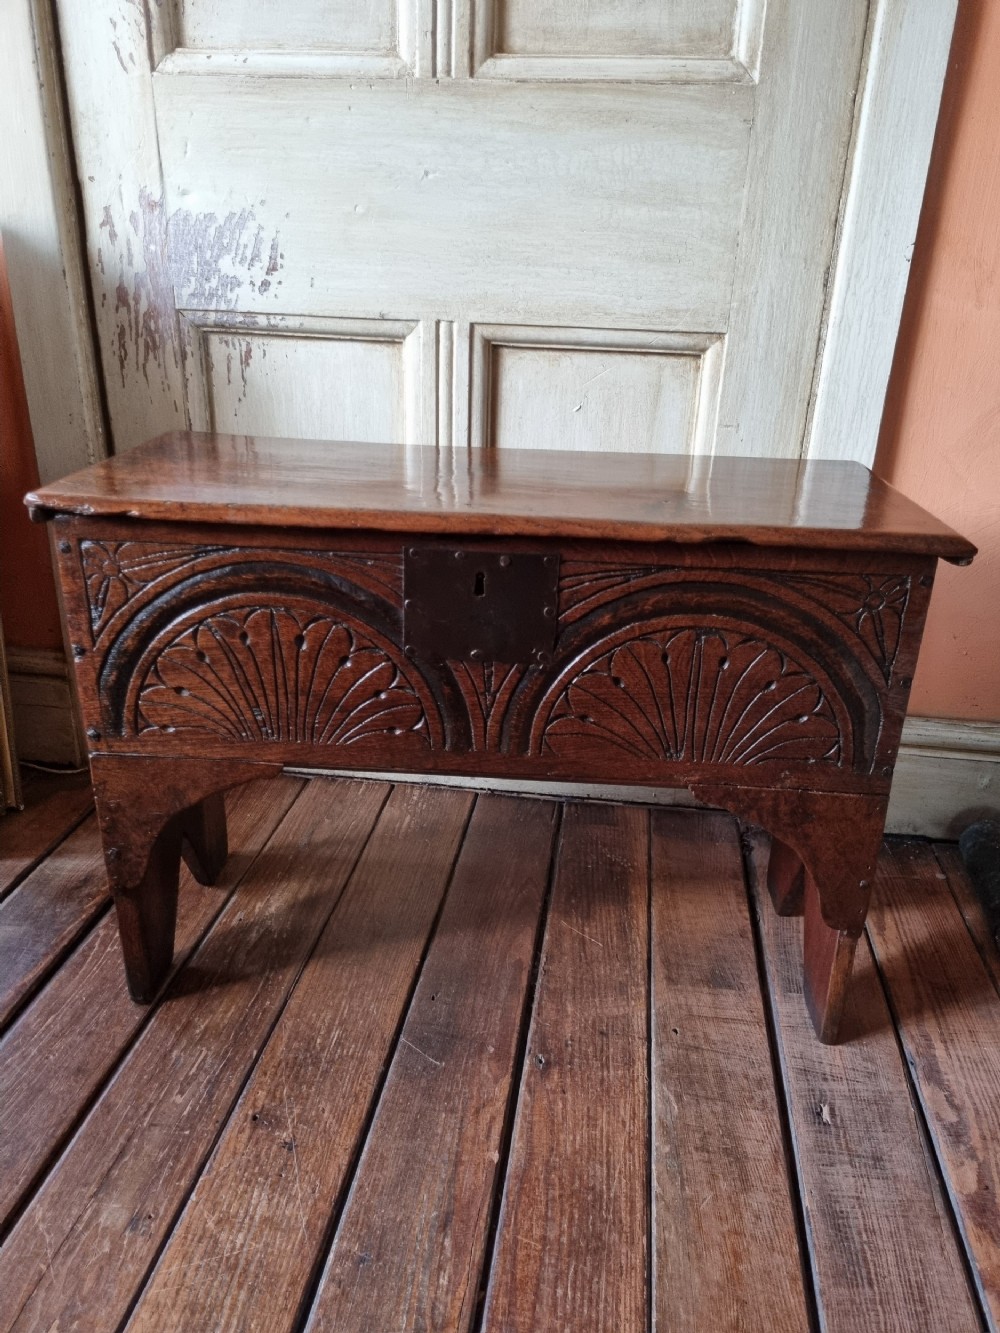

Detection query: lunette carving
(136, 607), (432, 748)
(532, 627), (843, 766)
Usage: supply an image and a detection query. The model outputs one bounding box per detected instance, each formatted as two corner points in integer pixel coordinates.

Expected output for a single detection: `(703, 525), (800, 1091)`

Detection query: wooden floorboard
(480, 802), (650, 1333)
(0, 776), (304, 1236)
(1, 775), (998, 1333)
(304, 795), (556, 1333)
(747, 830), (983, 1333)
(127, 783), (475, 1333)
(0, 771), (91, 901)
(650, 810), (809, 1332)
(867, 838), (1000, 1328)
(0, 817), (108, 1030)
(0, 777), (388, 1333)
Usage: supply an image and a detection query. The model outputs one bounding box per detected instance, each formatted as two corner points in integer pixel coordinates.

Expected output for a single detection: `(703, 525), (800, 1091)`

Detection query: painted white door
(55, 1), (879, 460)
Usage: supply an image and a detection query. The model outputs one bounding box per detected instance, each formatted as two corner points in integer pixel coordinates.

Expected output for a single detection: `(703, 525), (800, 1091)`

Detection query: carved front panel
(533, 628), (841, 766)
(67, 535), (921, 782)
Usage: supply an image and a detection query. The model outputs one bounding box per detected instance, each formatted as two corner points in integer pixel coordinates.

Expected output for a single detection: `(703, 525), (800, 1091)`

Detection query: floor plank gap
(738, 825), (823, 1333)
(288, 788), (479, 1333)
(468, 800), (565, 1333)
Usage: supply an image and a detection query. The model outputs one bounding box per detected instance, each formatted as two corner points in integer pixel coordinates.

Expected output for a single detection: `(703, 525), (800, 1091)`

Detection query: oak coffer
(27, 434), (976, 1042)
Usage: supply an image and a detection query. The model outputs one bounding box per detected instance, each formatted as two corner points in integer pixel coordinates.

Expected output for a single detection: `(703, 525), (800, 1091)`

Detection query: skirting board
(293, 716), (1000, 842)
(6, 647), (84, 768)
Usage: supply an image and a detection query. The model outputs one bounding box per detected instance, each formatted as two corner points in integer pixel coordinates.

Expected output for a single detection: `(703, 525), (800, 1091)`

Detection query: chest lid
(26, 431), (976, 564)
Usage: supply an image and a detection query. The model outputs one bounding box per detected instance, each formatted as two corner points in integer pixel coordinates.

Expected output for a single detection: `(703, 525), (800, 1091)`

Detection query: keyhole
(474, 570), (486, 598)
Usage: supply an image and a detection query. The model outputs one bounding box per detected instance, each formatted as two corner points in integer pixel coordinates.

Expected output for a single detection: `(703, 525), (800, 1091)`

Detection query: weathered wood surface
(748, 831), (983, 1333)
(127, 784), (475, 1333)
(2, 775), (997, 1331)
(305, 795), (556, 1333)
(650, 810), (809, 1331)
(0, 776), (303, 1235)
(0, 816), (108, 1029)
(866, 838), (1000, 1326)
(0, 773), (91, 900)
(480, 802), (650, 1333)
(0, 777), (387, 1331)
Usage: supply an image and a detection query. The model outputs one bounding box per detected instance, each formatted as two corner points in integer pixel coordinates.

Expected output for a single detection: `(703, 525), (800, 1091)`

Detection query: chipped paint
(209, 335), (266, 403)
(96, 190), (283, 393)
(168, 207), (283, 308)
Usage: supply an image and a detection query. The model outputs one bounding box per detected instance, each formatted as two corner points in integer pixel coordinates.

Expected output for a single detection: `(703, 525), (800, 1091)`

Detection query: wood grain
(0, 773), (91, 900)
(866, 838), (1000, 1325)
(0, 777), (387, 1333)
(0, 816), (108, 1029)
(650, 809), (808, 1331)
(28, 432), (976, 559)
(748, 831), (981, 1333)
(480, 802), (649, 1333)
(304, 794), (556, 1333)
(0, 776), (304, 1235)
(126, 783), (475, 1333)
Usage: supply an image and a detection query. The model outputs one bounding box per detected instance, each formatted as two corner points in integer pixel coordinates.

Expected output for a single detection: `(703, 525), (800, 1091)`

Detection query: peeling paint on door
(95, 189), (284, 394)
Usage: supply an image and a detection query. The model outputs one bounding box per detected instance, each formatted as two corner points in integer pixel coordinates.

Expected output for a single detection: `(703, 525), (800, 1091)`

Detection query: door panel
(176, 0), (400, 55)
(492, 0), (739, 60)
(154, 77), (750, 328)
(57, 0), (870, 459)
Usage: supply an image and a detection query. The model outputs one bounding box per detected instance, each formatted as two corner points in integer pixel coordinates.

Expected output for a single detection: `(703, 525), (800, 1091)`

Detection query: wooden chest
(28, 433), (975, 1041)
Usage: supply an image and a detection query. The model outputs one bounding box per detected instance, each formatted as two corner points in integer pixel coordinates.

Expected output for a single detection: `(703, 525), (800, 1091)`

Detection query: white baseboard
(6, 647), (84, 767)
(294, 716), (1000, 842)
(887, 717), (1000, 838)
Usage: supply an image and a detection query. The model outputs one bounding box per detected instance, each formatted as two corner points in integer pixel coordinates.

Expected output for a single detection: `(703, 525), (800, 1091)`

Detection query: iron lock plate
(403, 547), (559, 664)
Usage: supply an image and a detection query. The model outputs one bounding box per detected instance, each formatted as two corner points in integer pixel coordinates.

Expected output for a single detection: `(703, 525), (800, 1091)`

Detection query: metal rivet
(404, 644), (416, 658)
(86, 727), (101, 741)
(919, 575), (933, 588)
(535, 650), (552, 667)
(899, 676), (912, 689)
(403, 598), (412, 609)
(881, 765), (892, 777)
(543, 606), (554, 619)
(498, 555), (511, 568)
(72, 644), (85, 658)
(859, 879), (870, 890)
(454, 550), (465, 560)
(59, 541), (71, 555)
(408, 547), (419, 558)
(106, 847), (120, 862)
(470, 648), (483, 660)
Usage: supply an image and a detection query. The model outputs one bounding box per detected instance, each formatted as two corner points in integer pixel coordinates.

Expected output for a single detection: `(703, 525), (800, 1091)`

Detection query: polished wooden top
(27, 431), (976, 562)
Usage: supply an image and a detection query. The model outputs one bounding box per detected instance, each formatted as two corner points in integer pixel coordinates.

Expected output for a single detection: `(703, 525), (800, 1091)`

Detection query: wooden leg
(690, 783), (886, 1043)
(767, 837), (804, 916)
(90, 755), (282, 1003)
(803, 874), (861, 1044)
(179, 793), (229, 885)
(111, 823), (183, 1003)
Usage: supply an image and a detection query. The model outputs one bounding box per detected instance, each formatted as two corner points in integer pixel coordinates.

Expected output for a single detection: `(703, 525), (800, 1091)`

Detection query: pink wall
(876, 0), (1000, 721)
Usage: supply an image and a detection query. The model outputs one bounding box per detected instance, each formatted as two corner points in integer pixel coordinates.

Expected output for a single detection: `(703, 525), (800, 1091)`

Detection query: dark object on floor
(959, 818), (1000, 945)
